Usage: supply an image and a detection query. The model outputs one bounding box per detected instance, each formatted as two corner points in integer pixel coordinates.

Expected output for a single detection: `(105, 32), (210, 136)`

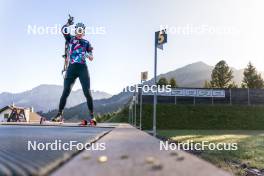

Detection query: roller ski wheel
(79, 119), (97, 127)
(51, 112), (64, 123)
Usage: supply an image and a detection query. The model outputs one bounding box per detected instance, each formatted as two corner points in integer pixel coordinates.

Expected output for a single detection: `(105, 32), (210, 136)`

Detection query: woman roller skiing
(51, 15), (96, 126)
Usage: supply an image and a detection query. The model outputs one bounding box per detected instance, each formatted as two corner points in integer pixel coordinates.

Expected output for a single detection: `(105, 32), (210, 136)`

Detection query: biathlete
(51, 16), (96, 126)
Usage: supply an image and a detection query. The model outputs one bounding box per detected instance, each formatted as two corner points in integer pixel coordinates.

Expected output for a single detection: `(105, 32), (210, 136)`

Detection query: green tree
(169, 78), (178, 88)
(203, 80), (212, 88)
(242, 62), (264, 88)
(228, 81), (238, 88)
(210, 60), (234, 88)
(158, 77), (168, 86)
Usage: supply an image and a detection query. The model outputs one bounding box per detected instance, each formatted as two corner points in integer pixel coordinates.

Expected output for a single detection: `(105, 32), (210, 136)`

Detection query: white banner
(142, 88), (225, 98)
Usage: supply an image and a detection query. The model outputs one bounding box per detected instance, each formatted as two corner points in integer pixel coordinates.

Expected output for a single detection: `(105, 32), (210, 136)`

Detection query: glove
(67, 15), (74, 26)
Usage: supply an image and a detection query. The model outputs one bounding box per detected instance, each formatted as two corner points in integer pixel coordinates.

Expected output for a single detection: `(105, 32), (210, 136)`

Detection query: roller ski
(51, 112), (64, 123)
(39, 112), (64, 125)
(79, 119), (97, 127)
(79, 113), (97, 127)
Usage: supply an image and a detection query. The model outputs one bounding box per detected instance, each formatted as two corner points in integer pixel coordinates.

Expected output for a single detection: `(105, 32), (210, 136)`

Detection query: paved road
(0, 125), (112, 176)
(53, 124), (231, 176)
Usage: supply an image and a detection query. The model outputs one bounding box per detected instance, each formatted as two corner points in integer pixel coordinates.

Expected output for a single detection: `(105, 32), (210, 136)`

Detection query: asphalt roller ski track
(0, 123), (231, 176)
(0, 124), (113, 176)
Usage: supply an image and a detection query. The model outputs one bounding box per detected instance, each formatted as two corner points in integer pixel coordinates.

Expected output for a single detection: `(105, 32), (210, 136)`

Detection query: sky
(0, 0), (264, 95)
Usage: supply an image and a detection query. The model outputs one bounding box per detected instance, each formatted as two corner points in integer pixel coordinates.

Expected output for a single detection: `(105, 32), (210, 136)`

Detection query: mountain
(44, 61), (261, 121)
(42, 90), (133, 121)
(147, 61), (247, 87)
(0, 84), (112, 112)
(4, 61), (263, 120)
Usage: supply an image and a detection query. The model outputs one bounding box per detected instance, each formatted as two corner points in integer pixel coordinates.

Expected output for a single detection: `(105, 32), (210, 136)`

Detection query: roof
(0, 106), (10, 113)
(0, 105), (31, 114)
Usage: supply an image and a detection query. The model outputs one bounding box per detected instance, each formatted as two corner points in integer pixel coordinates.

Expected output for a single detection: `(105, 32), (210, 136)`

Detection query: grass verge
(137, 104), (264, 130)
(158, 130), (264, 175)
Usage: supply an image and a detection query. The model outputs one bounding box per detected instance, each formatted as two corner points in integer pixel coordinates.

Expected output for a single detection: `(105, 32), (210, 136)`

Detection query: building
(0, 105), (42, 122)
